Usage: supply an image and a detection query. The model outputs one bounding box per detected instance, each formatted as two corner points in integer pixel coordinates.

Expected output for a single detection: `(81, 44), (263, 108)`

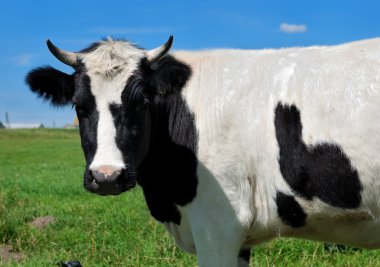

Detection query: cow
(26, 36), (380, 267)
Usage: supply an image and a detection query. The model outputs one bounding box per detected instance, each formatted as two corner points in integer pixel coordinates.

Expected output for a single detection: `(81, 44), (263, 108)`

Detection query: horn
(147, 35), (174, 63)
(46, 39), (78, 67)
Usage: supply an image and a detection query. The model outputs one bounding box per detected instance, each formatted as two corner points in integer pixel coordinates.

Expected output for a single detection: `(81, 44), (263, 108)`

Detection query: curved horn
(46, 39), (78, 67)
(147, 35), (173, 63)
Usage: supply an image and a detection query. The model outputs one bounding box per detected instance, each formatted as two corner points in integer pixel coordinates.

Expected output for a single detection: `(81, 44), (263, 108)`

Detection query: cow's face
(73, 44), (150, 196)
(26, 36), (191, 196)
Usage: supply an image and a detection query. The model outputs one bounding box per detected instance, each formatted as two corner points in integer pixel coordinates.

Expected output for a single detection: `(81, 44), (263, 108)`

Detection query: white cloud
(13, 54), (34, 66)
(279, 23), (308, 34)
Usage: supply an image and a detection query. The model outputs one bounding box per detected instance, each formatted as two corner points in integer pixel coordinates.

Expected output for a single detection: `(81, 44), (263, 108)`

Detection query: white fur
(165, 38), (380, 266)
(80, 39), (145, 171)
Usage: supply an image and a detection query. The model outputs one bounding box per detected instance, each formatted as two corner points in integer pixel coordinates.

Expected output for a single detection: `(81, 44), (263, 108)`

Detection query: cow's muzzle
(86, 166), (136, 195)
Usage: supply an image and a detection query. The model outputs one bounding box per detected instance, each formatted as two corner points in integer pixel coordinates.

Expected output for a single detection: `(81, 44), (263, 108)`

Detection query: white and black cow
(26, 36), (380, 267)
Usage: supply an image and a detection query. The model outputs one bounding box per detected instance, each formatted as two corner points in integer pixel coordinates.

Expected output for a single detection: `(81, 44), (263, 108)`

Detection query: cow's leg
(183, 169), (248, 266)
(189, 225), (243, 267)
(238, 248), (251, 267)
(184, 189), (245, 267)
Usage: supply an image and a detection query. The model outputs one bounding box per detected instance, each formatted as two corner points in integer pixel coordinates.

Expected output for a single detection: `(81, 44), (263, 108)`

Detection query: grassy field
(0, 129), (380, 266)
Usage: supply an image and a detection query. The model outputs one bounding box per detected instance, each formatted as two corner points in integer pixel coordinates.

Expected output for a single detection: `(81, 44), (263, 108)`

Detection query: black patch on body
(138, 95), (198, 224)
(274, 103), (362, 209)
(135, 57), (197, 224)
(276, 191), (307, 227)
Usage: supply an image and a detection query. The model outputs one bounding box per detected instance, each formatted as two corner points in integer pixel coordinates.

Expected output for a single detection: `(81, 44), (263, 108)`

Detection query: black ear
(25, 66), (75, 106)
(150, 56), (191, 95)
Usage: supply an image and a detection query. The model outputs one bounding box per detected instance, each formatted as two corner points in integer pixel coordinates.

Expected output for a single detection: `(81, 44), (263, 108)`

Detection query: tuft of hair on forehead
(79, 37), (146, 79)
(80, 37), (143, 54)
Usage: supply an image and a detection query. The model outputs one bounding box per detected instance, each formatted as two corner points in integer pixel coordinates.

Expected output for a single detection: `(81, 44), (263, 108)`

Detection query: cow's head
(26, 36), (191, 196)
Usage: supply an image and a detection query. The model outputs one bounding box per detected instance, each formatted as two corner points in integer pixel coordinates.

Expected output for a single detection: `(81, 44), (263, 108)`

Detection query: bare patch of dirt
(0, 245), (25, 263)
(29, 215), (55, 229)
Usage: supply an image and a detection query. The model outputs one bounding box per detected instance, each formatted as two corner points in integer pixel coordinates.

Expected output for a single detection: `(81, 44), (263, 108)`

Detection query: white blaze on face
(80, 39), (145, 172)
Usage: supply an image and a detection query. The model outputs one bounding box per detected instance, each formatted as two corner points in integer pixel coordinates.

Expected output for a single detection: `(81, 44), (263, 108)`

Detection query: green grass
(0, 129), (380, 266)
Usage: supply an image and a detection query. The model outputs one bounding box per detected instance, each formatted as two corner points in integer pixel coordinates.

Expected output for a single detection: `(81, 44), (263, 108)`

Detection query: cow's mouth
(84, 170), (136, 196)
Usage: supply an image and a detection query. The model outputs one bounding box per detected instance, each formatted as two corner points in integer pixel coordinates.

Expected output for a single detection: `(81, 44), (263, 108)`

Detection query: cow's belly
(292, 216), (380, 249)
(245, 203), (380, 249)
(166, 211), (380, 252)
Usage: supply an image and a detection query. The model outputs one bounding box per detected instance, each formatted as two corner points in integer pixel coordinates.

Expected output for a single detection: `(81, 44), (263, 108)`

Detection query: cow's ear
(149, 56), (192, 95)
(25, 66), (75, 106)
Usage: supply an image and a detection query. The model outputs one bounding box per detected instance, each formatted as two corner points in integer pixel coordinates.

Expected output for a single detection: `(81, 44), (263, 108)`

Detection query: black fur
(136, 57), (198, 224)
(148, 56), (192, 95)
(96, 56), (196, 223)
(72, 64), (100, 191)
(25, 66), (74, 106)
(276, 191), (307, 228)
(274, 103), (362, 209)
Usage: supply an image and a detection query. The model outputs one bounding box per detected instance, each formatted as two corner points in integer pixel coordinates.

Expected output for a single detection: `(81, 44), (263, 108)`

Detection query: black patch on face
(274, 103), (362, 209)
(109, 77), (150, 182)
(71, 63), (99, 191)
(276, 191), (307, 228)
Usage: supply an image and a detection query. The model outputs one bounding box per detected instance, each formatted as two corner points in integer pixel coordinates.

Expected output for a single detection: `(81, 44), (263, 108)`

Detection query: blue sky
(1, 0), (379, 127)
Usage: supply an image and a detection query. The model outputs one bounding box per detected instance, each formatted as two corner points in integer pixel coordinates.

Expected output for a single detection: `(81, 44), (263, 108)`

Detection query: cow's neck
(138, 93), (198, 224)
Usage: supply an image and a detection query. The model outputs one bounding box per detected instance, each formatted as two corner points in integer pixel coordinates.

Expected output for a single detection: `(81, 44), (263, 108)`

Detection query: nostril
(88, 171), (95, 181)
(90, 170), (103, 182)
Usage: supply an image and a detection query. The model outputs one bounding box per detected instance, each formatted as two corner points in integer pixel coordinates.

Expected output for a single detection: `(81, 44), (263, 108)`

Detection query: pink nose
(89, 166), (123, 195)
(97, 166), (121, 177)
